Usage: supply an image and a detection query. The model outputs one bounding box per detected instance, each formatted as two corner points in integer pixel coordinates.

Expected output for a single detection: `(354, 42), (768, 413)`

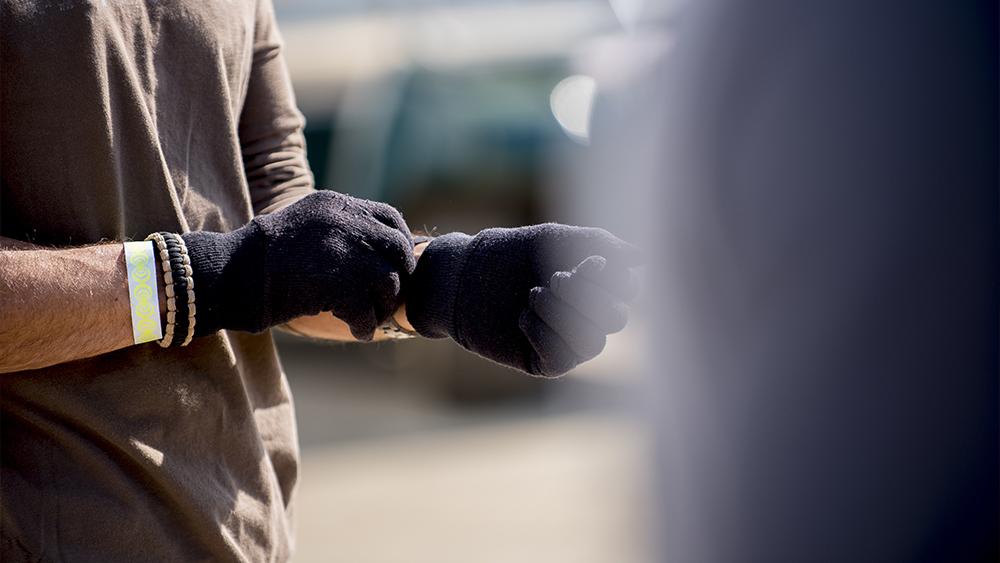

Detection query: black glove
(183, 190), (415, 340)
(406, 223), (641, 377)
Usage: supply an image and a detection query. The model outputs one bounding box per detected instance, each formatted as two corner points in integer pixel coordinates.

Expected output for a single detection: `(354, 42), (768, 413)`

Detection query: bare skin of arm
(0, 236), (423, 374)
(0, 236), (166, 373)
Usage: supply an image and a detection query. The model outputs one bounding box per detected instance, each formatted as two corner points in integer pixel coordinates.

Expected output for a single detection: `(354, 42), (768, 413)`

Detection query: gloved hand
(406, 224), (641, 377)
(183, 190), (415, 340)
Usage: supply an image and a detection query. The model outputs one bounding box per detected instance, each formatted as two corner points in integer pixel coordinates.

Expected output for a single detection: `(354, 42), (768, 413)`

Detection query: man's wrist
(182, 228), (262, 336)
(405, 233), (476, 339)
(392, 240), (430, 332)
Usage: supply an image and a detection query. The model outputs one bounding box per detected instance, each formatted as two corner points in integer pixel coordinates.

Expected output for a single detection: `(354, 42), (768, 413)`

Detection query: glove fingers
(369, 201), (411, 235)
(575, 227), (645, 268)
(528, 287), (608, 360)
(368, 222), (417, 275)
(571, 255), (641, 302)
(549, 270), (629, 334)
(537, 225), (643, 277)
(528, 287), (607, 360)
(330, 301), (378, 342)
(368, 266), (403, 325)
(518, 309), (580, 378)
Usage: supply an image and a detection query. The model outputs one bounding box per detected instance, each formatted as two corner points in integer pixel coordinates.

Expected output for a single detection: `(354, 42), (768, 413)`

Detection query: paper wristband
(124, 241), (163, 344)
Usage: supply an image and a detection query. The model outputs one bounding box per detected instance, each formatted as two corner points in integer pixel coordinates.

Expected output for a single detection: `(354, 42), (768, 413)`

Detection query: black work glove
(183, 190), (415, 341)
(406, 224), (641, 377)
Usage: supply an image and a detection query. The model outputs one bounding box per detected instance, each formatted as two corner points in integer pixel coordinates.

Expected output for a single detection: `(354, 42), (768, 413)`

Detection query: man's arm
(240, 0), (314, 216)
(1, 204), (420, 374)
(1, 189), (417, 372)
(0, 229), (418, 374)
(0, 236), (166, 373)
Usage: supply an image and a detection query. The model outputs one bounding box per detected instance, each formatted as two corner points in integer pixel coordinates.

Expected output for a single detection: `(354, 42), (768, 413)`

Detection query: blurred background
(270, 1), (999, 561)
(269, 0), (667, 560)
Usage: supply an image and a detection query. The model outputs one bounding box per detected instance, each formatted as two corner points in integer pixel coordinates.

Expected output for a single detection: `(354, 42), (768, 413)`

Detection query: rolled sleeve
(239, 0), (315, 215)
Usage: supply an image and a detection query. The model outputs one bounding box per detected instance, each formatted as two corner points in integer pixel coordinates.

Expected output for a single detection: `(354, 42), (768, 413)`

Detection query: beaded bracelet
(159, 232), (197, 346)
(171, 233), (197, 346)
(145, 232), (198, 347)
(162, 235), (189, 344)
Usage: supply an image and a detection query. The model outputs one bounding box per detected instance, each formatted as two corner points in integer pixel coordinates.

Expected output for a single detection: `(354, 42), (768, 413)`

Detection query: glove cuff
(182, 224), (264, 337)
(406, 232), (476, 339)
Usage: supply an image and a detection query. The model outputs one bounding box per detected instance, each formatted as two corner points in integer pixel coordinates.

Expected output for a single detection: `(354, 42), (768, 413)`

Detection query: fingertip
(370, 270), (403, 324)
(573, 255), (607, 276)
(382, 227), (417, 274)
(350, 325), (376, 342)
(370, 201), (411, 234)
(345, 309), (378, 342)
(527, 286), (545, 309)
(549, 270), (572, 293)
(573, 257), (641, 303)
(579, 228), (644, 268)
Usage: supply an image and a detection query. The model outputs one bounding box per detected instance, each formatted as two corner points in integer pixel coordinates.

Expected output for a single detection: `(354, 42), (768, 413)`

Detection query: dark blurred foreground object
(639, 0), (998, 561)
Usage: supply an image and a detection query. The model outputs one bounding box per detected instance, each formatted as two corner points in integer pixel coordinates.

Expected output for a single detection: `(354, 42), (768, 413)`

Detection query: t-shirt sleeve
(238, 0), (315, 215)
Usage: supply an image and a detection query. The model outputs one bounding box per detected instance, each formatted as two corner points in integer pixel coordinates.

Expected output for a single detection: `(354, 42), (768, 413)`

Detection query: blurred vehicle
(274, 0), (623, 400)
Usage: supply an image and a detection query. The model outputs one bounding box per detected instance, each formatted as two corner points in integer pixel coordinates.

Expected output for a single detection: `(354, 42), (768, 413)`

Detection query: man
(0, 1), (639, 560)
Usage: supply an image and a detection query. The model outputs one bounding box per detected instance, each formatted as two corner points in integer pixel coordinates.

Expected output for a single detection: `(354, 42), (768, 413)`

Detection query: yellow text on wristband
(124, 240), (163, 344)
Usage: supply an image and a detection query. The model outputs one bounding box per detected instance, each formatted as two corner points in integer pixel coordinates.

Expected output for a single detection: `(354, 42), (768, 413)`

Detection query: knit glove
(406, 224), (642, 377)
(183, 190), (415, 340)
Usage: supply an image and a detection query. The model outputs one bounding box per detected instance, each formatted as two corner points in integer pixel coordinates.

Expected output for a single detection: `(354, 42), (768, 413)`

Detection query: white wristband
(124, 240), (163, 344)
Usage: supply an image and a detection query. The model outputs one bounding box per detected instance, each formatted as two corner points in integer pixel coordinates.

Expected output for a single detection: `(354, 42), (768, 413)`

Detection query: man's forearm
(0, 231), (421, 371)
(0, 237), (163, 373)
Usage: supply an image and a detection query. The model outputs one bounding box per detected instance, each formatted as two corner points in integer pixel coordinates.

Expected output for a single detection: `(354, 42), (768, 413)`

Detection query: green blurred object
(303, 63), (568, 233)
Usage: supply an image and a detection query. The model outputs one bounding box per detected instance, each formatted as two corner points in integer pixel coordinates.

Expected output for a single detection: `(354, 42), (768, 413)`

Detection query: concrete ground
(277, 329), (652, 563)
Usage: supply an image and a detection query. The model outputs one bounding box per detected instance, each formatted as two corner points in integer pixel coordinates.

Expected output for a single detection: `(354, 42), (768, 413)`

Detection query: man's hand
(404, 224), (642, 377)
(184, 190), (414, 341)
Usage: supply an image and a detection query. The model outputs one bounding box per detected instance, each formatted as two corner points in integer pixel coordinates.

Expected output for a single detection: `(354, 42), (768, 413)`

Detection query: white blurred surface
(292, 413), (650, 563)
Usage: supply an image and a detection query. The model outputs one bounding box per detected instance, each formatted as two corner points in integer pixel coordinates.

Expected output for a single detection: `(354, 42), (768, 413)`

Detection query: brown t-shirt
(0, 0), (315, 560)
